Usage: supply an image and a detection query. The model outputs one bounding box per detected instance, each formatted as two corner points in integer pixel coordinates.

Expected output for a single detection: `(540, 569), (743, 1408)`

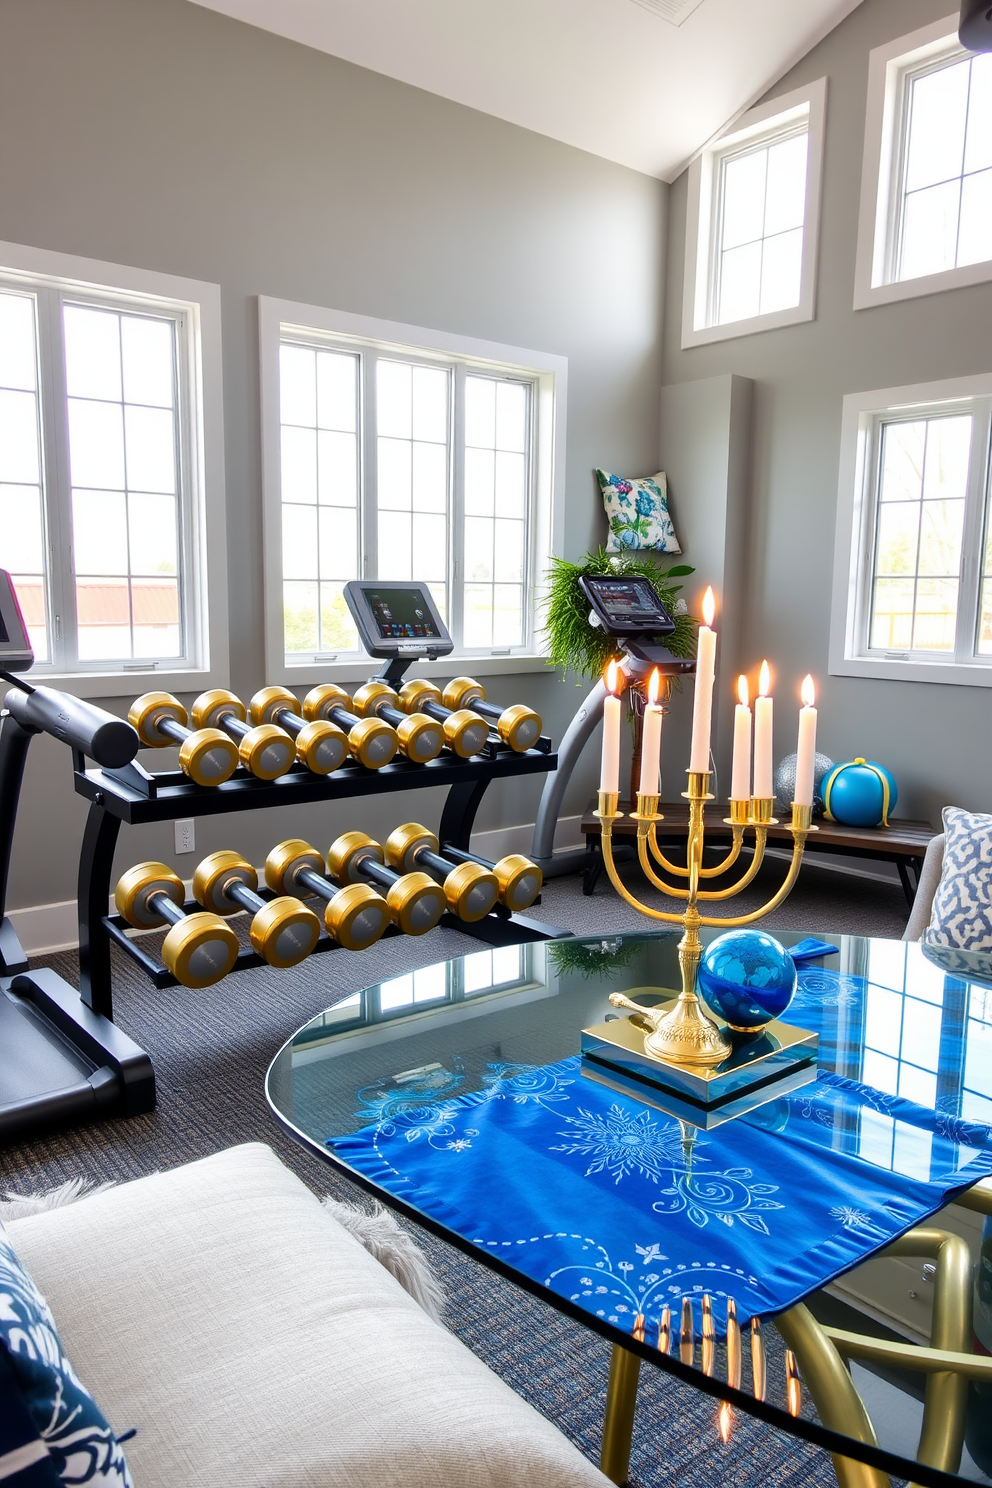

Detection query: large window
(682, 79), (826, 348)
(260, 299), (565, 682)
(855, 19), (992, 309)
(0, 243), (227, 692)
(829, 375), (992, 686)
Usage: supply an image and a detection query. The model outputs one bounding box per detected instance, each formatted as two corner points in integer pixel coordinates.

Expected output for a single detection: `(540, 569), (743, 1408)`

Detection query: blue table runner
(329, 969), (992, 1334)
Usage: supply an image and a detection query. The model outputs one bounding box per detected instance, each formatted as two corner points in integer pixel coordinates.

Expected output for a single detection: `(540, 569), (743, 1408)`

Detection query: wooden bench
(579, 799), (937, 906)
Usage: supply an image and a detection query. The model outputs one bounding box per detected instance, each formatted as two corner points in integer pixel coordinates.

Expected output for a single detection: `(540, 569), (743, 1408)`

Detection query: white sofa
(7, 1143), (610, 1488)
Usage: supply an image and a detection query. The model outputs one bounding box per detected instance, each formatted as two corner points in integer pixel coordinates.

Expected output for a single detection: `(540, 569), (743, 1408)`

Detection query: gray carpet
(0, 861), (911, 1487)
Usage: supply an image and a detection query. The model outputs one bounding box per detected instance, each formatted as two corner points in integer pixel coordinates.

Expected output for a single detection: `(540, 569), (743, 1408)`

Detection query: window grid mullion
(360, 347), (378, 596)
(522, 379), (538, 653)
(450, 363), (466, 651)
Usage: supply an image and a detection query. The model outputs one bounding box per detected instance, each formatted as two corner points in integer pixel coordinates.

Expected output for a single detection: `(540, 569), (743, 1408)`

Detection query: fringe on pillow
(321, 1195), (446, 1324)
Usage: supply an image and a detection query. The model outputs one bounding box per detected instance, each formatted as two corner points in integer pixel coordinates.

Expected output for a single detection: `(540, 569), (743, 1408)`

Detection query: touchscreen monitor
(343, 581), (453, 659)
(0, 571), (34, 671)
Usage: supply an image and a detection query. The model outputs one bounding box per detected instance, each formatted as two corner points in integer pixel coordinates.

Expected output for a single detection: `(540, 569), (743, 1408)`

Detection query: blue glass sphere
(822, 759), (898, 828)
(697, 929), (798, 1031)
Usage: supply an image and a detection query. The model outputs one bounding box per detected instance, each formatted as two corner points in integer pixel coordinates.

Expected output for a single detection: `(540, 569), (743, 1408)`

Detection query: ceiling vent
(628, 0), (704, 23)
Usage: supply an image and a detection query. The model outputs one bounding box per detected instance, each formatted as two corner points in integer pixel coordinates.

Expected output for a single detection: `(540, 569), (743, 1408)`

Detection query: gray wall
(661, 0), (992, 825)
(0, 0), (668, 916)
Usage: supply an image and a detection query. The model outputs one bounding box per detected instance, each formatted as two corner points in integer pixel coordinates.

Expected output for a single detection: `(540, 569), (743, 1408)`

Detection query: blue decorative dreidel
(697, 929), (798, 1033)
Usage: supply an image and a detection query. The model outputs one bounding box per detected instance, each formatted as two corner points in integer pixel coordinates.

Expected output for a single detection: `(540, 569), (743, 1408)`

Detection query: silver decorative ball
(774, 751), (834, 814)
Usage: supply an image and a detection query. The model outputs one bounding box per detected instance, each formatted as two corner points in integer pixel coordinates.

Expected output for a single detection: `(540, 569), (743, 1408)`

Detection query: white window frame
(852, 15), (992, 310)
(258, 296), (566, 686)
(681, 78), (827, 349)
(829, 372), (992, 687)
(0, 240), (228, 698)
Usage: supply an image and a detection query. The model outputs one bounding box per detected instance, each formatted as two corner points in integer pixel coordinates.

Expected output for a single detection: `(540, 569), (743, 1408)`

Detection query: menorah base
(581, 1001), (818, 1121)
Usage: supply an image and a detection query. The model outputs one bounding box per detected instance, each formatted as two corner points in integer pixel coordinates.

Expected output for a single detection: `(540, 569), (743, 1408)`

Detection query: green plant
(542, 547), (696, 681)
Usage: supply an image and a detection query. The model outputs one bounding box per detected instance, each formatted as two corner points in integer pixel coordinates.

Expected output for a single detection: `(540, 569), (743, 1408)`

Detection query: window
(682, 79), (826, 348)
(829, 374), (992, 686)
(855, 17), (992, 308)
(0, 242), (227, 694)
(259, 298), (566, 683)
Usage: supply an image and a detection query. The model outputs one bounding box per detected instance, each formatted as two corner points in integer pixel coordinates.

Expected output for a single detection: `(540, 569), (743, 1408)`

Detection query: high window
(259, 299), (565, 682)
(682, 79), (826, 348)
(829, 375), (992, 686)
(0, 242), (227, 694)
(855, 19), (992, 308)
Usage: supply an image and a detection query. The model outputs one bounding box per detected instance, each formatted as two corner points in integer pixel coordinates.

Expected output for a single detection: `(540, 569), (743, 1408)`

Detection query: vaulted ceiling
(189, 0), (862, 179)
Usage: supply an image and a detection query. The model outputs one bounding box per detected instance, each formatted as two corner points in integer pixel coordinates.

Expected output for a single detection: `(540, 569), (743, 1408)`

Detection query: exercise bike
(530, 573), (696, 879)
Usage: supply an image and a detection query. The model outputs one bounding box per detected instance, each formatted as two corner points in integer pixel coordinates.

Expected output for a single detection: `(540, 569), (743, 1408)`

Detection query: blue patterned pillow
(927, 807), (992, 951)
(595, 468), (682, 553)
(0, 1219), (132, 1486)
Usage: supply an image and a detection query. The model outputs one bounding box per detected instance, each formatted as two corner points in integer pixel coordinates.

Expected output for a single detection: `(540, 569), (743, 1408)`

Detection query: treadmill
(0, 570), (154, 1143)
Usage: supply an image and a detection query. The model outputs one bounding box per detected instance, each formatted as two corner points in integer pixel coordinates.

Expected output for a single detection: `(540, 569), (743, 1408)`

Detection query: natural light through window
(716, 129), (809, 325)
(464, 376), (528, 648)
(0, 291), (48, 661)
(897, 51), (992, 283)
(279, 343), (361, 657)
(65, 305), (182, 662)
(868, 413), (971, 654)
(376, 359), (449, 617)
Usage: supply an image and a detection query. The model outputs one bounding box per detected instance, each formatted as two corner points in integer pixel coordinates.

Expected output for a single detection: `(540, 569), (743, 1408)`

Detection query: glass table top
(267, 929), (992, 1487)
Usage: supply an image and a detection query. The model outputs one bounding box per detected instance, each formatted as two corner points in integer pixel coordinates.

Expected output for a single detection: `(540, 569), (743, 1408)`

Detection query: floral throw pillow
(596, 468), (682, 553)
(0, 1218), (132, 1486)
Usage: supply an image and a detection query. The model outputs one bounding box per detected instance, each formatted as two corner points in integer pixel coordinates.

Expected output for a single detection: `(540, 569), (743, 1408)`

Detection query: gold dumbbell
(302, 685), (398, 769)
(384, 822), (498, 923)
(265, 839), (390, 952)
(435, 843), (543, 914)
(442, 678), (542, 753)
(350, 682), (444, 764)
(248, 687), (347, 775)
(396, 680), (490, 759)
(115, 862), (239, 988)
(327, 831), (446, 936)
(192, 850), (320, 968)
(128, 692), (239, 787)
(191, 691), (296, 780)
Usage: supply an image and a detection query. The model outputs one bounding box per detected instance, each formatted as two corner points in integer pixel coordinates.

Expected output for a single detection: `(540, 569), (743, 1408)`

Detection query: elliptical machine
(530, 573), (696, 878)
(0, 571), (154, 1141)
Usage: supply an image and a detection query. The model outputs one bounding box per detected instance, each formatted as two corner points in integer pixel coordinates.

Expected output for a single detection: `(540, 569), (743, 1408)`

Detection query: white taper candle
(689, 587), (717, 774)
(730, 675), (752, 803)
(753, 660), (774, 799)
(794, 675), (818, 807)
(600, 659), (622, 794)
(638, 668), (663, 798)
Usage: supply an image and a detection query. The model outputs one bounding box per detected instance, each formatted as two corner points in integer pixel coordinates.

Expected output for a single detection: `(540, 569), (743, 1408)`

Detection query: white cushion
(7, 1144), (608, 1488)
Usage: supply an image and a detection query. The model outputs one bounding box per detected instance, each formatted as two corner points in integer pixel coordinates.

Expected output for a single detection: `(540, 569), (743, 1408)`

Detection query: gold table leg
(600, 1344), (642, 1485)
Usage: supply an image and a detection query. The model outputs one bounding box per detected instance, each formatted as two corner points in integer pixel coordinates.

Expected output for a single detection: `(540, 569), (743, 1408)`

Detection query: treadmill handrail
(4, 684), (138, 768)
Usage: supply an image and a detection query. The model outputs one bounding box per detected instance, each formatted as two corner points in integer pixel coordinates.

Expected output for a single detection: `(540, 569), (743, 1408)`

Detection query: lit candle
(730, 675), (752, 803)
(638, 668), (663, 799)
(600, 658), (622, 794)
(753, 660), (774, 799)
(689, 587), (717, 774)
(793, 674), (818, 807)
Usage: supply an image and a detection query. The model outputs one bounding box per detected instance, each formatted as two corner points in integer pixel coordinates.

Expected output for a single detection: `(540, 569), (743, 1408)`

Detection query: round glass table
(266, 928), (992, 1488)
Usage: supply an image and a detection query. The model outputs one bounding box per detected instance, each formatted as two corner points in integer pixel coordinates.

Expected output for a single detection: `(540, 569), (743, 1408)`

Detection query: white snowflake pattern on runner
(829, 1204), (871, 1229)
(551, 1103), (691, 1185)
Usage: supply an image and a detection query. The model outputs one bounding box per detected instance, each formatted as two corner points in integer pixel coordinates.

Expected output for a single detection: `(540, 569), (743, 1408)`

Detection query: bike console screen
(579, 575), (676, 638)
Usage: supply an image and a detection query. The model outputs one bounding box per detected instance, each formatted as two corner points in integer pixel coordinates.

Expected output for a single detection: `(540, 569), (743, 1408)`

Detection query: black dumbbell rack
(72, 733), (563, 1020)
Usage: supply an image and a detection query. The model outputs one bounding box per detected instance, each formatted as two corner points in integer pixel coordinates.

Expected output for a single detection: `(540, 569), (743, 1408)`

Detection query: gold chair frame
(600, 1177), (992, 1488)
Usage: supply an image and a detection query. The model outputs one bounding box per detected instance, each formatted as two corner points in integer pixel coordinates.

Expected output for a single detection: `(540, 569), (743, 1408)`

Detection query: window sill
(269, 653), (558, 689)
(17, 664), (231, 702)
(829, 654), (992, 687)
(681, 299), (814, 349)
(853, 256), (992, 311)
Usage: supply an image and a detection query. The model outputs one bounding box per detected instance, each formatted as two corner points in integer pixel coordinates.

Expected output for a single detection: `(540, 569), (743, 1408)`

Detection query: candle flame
(801, 673), (815, 708)
(702, 586), (716, 628)
(758, 660), (771, 697)
(605, 659), (620, 695)
(648, 668), (661, 706)
(737, 674), (749, 707)
(718, 1401), (732, 1444)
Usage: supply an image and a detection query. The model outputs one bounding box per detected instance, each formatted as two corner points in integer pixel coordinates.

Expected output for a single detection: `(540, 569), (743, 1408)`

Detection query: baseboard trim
(7, 816), (587, 958)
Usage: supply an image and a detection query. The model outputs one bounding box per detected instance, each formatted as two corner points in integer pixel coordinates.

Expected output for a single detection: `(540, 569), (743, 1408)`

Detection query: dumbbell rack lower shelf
(73, 741), (562, 1020)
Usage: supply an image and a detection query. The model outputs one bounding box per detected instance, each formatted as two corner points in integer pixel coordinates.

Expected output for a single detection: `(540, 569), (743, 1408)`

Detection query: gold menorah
(594, 773), (815, 1066)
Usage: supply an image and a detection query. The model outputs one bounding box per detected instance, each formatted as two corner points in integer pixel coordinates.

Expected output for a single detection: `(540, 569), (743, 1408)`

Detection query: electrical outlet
(174, 818), (195, 855)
